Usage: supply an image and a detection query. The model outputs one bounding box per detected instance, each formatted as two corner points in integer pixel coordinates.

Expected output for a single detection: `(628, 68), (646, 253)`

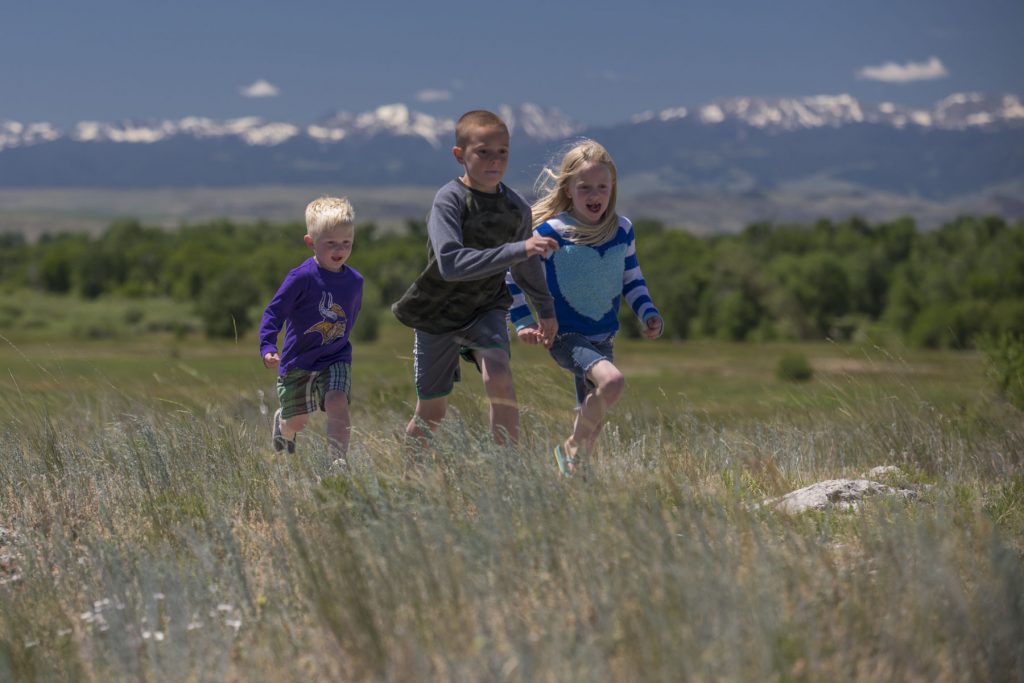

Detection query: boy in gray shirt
(392, 110), (558, 450)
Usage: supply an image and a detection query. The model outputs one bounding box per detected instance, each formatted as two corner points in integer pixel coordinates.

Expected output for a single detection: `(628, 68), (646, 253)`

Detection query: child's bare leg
(571, 411), (606, 458)
(280, 413), (309, 441)
(564, 360), (625, 466)
(477, 348), (518, 445)
(323, 390), (351, 458)
(406, 396), (447, 452)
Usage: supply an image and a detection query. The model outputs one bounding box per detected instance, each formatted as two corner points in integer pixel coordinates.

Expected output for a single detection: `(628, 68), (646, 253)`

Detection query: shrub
(197, 270), (260, 339)
(776, 352), (814, 382)
(979, 333), (1024, 410)
(908, 301), (991, 349)
(352, 306), (380, 343)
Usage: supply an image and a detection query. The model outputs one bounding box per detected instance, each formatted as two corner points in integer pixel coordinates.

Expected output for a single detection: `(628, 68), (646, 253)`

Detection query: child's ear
(451, 145), (465, 165)
(303, 234), (314, 248)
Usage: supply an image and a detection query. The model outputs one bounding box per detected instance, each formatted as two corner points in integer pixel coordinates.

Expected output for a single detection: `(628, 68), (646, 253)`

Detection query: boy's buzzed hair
(305, 196), (355, 239)
(455, 110), (509, 148)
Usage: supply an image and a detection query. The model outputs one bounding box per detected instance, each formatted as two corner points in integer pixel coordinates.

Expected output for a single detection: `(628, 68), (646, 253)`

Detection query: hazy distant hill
(1, 94), (1021, 233)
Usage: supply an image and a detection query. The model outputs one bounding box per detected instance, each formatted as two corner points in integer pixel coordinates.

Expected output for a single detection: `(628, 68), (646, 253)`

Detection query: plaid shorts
(276, 361), (352, 419)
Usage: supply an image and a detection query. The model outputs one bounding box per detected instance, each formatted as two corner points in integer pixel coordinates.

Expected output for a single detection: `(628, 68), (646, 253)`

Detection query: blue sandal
(553, 445), (577, 478)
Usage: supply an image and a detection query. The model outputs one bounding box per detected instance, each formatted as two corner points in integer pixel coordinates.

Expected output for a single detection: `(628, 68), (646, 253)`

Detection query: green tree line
(1, 215), (1022, 349)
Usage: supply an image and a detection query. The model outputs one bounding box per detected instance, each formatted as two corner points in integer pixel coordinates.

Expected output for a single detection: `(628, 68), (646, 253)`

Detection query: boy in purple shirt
(259, 196), (363, 458)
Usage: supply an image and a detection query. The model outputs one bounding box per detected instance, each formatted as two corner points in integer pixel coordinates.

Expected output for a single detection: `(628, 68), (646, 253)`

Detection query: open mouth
(586, 202), (603, 215)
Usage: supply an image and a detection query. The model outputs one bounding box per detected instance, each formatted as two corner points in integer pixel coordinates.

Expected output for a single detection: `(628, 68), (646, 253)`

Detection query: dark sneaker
(272, 408), (296, 454)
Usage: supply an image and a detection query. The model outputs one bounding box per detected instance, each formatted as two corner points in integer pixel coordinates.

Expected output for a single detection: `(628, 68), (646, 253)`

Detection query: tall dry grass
(0, 359), (1022, 682)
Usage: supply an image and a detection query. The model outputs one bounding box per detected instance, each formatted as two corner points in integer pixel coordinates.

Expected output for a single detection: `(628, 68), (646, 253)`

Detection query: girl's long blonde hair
(531, 139), (619, 246)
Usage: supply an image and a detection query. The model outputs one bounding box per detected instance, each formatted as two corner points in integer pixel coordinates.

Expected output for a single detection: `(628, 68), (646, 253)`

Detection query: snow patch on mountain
(345, 104), (453, 147)
(238, 122), (300, 146)
(700, 105), (725, 124)
(71, 120), (178, 143)
(631, 107), (688, 124)
(499, 103), (582, 141)
(0, 121), (60, 149)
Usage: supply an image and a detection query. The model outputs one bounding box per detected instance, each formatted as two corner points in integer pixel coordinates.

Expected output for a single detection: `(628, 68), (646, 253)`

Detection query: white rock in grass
(865, 465), (905, 479)
(769, 478), (915, 514)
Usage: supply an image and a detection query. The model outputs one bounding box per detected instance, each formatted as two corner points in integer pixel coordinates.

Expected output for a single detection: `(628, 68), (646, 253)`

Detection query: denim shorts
(548, 333), (615, 406)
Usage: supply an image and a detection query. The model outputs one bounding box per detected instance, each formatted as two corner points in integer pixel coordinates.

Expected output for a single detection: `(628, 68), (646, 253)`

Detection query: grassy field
(0, 321), (1021, 681)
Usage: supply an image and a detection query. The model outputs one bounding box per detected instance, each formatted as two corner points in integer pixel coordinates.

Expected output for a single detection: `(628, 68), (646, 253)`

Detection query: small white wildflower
(57, 628), (72, 637)
(24, 640), (38, 649)
(142, 630), (152, 640)
(226, 618), (242, 633)
(187, 621), (203, 631)
(80, 612), (94, 622)
(154, 632), (165, 642)
(153, 592), (165, 601)
(216, 603), (234, 613)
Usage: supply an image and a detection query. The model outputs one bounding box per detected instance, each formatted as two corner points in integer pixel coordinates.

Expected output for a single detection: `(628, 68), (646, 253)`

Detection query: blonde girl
(507, 139), (663, 477)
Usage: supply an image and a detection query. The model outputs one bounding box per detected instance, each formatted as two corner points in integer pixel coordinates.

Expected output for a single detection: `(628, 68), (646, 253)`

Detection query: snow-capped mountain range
(630, 93), (1024, 131)
(0, 102), (585, 151)
(1, 94), (1020, 152)
(0, 94), (1021, 221)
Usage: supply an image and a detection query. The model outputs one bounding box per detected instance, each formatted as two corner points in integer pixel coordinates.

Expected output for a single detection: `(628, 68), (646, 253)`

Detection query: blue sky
(3, 0), (1022, 127)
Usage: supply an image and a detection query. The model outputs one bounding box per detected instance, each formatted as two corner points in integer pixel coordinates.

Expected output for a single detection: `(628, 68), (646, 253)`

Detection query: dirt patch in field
(812, 358), (930, 375)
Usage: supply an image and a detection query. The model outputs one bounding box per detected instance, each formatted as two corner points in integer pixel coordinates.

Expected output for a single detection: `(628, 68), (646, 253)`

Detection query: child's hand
(263, 352), (280, 369)
(538, 317), (558, 348)
(642, 315), (663, 340)
(524, 235), (559, 258)
(516, 326), (545, 345)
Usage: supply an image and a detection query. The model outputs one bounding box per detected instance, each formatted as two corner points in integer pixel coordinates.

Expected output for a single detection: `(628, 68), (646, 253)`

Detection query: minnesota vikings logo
(305, 291), (348, 345)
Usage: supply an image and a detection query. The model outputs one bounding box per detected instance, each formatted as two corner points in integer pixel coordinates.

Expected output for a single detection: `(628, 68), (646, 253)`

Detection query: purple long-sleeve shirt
(259, 257), (363, 375)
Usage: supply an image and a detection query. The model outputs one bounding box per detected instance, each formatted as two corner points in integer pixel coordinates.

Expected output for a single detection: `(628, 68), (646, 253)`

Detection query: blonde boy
(392, 110), (559, 449)
(259, 196), (363, 457)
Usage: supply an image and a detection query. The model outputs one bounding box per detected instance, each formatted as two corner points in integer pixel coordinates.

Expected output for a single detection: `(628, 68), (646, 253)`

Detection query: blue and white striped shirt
(507, 213), (659, 340)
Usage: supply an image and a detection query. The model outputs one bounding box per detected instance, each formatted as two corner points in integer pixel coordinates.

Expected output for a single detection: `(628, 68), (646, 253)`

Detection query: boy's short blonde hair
(455, 110), (509, 149)
(305, 196), (355, 239)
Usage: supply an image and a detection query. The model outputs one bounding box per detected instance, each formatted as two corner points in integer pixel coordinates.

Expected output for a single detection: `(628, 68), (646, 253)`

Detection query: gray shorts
(412, 308), (510, 400)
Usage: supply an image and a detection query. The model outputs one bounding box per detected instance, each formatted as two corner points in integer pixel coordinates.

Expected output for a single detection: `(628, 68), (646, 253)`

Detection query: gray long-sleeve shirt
(392, 178), (554, 334)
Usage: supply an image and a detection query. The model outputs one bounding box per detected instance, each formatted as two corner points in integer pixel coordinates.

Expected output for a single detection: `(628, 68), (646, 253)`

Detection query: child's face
(453, 125), (510, 193)
(567, 162), (613, 226)
(305, 224), (354, 272)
